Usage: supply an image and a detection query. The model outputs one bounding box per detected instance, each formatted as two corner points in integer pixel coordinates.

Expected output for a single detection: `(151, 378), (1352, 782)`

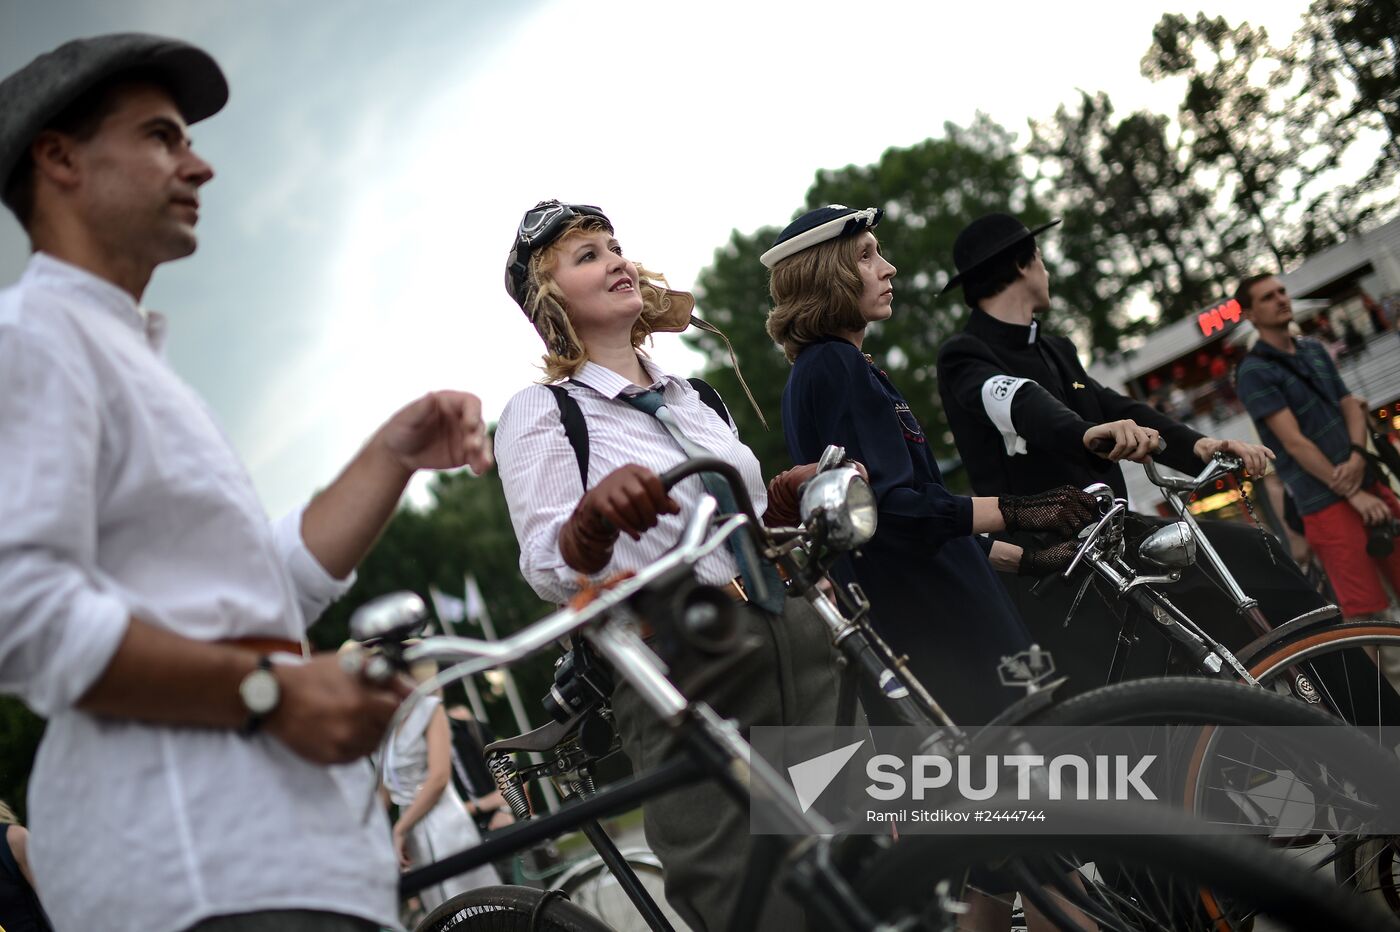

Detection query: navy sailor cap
(760, 205), (883, 269)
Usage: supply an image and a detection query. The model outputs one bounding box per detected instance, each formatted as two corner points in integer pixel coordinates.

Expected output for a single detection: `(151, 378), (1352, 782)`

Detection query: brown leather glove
(558, 464), (679, 573)
(763, 463), (820, 528)
(999, 486), (1099, 538)
(1017, 539), (1082, 577)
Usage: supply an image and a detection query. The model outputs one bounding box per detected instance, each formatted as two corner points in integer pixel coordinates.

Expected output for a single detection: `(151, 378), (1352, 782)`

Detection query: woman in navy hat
(494, 201), (840, 932)
(762, 206), (1096, 726)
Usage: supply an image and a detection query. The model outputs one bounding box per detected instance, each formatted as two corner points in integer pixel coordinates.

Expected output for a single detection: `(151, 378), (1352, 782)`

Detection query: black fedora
(941, 213), (1060, 295)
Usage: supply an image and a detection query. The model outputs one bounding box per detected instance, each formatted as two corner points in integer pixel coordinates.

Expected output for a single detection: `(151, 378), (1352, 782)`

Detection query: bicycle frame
(384, 492), (894, 931)
(1055, 484), (1260, 685)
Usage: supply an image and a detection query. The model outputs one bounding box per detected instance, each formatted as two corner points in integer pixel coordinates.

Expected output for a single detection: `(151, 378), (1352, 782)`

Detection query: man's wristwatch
(238, 655), (280, 735)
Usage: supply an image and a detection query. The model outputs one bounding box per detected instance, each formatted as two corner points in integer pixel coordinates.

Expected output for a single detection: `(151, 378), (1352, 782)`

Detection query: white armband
(980, 375), (1032, 456)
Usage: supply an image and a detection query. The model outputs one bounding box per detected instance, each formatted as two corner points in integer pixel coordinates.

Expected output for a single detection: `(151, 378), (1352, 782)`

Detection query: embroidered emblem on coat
(894, 401), (926, 444)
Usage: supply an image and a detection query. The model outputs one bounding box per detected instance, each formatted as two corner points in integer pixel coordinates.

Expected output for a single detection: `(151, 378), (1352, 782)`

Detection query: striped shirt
(496, 357), (767, 604)
(1236, 337), (1353, 515)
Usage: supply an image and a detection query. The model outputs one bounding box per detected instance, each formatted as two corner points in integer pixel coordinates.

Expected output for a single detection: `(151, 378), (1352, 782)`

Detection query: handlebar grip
(1089, 436), (1168, 455)
(657, 457), (761, 525)
(1031, 572), (1061, 597)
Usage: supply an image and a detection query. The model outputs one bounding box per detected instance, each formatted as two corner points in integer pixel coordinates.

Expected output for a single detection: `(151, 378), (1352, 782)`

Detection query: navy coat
(783, 336), (1031, 724)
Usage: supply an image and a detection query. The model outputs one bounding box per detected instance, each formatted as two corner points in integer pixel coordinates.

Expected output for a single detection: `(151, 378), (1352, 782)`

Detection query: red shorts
(1301, 483), (1400, 618)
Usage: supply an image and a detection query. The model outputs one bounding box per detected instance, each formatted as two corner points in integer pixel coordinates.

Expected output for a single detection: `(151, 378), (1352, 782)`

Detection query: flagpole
(466, 574), (561, 813)
(431, 607), (490, 723)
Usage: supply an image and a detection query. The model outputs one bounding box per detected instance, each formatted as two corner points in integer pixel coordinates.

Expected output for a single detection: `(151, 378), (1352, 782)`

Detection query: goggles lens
(508, 201), (611, 304)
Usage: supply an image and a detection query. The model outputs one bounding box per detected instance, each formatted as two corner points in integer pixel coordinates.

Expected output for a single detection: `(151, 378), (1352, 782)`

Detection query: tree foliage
(1029, 92), (1247, 337)
(685, 115), (1058, 481)
(315, 449), (561, 734)
(1283, 0), (1400, 241)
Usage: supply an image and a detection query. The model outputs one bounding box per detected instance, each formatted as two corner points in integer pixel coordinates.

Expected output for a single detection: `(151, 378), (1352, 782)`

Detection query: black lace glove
(1017, 539), (1082, 577)
(999, 486), (1099, 538)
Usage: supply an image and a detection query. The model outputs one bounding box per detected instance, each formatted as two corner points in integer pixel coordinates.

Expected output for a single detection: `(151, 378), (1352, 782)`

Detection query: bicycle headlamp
(799, 466), (877, 550)
(1137, 521), (1197, 570)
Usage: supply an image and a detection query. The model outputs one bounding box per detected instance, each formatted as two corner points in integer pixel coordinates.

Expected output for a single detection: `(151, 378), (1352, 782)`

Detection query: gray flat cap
(0, 33), (228, 188)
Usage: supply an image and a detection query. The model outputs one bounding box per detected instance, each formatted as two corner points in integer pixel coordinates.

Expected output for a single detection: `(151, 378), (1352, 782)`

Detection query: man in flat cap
(0, 34), (491, 931)
(935, 213), (1324, 692)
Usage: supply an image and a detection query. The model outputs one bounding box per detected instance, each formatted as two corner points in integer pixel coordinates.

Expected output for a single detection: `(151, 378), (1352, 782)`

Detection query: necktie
(622, 388), (784, 612)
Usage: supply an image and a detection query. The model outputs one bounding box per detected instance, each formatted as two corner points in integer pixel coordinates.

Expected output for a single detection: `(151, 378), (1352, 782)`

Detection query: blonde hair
(765, 234), (869, 362)
(0, 800), (16, 825)
(524, 215), (684, 381)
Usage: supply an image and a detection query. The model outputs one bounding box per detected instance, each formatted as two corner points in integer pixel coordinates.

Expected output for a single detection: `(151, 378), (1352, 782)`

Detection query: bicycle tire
(552, 852), (685, 932)
(1237, 619), (1400, 727)
(414, 884), (616, 932)
(848, 798), (1400, 932)
(1022, 676), (1400, 919)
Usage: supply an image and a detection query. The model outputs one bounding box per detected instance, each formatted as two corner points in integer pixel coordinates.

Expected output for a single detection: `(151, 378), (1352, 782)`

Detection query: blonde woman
(0, 800), (52, 931)
(495, 201), (840, 932)
(381, 653), (498, 911)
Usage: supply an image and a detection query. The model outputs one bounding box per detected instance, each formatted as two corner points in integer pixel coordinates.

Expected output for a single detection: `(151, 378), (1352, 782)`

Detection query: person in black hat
(0, 34), (491, 932)
(936, 213), (1323, 691)
(763, 206), (1098, 728)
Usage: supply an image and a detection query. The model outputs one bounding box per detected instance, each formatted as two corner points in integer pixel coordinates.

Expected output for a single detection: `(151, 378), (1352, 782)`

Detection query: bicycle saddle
(485, 710), (586, 755)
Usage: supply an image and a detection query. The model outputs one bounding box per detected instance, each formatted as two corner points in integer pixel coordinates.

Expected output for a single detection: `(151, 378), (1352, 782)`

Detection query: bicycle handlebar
(658, 457), (762, 527)
(1142, 452), (1245, 494)
(1088, 436), (1168, 456)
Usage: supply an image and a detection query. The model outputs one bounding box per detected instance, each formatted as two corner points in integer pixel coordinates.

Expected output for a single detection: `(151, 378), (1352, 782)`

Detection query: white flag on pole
(429, 586), (466, 625)
(464, 574), (488, 624)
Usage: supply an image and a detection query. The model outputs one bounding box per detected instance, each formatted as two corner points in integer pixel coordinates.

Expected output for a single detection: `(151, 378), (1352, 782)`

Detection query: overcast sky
(1, 0), (1315, 515)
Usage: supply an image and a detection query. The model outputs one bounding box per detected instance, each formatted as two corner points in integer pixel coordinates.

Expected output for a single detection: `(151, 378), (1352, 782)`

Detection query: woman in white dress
(384, 663), (499, 912)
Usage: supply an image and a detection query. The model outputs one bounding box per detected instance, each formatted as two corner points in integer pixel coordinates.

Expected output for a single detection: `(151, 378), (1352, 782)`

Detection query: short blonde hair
(525, 215), (684, 381)
(0, 800), (16, 825)
(765, 234), (868, 362)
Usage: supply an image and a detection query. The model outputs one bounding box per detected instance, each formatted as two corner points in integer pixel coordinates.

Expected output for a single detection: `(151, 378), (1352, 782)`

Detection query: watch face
(240, 668), (280, 716)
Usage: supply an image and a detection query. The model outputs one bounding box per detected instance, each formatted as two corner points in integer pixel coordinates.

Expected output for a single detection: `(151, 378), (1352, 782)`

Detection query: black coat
(937, 309), (1204, 498)
(935, 309), (1323, 695)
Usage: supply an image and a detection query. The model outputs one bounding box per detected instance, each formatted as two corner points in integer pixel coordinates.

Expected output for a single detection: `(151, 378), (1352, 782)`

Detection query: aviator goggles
(505, 200), (613, 310)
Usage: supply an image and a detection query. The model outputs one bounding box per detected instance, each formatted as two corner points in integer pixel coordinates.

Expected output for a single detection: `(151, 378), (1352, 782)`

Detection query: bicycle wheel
(415, 884), (616, 932)
(1023, 676), (1400, 917)
(847, 798), (1400, 932)
(553, 851), (686, 932)
(1238, 619), (1400, 730)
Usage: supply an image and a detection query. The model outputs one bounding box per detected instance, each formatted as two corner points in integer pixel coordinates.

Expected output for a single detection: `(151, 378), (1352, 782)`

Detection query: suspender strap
(547, 377), (732, 491)
(546, 383), (589, 490)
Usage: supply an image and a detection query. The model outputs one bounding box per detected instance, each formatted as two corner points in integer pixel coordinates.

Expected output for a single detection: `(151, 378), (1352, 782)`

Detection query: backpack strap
(687, 377), (732, 427)
(545, 383), (589, 490)
(548, 378), (731, 491)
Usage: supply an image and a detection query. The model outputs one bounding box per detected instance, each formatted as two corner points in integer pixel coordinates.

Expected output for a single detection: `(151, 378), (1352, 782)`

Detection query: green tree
(315, 445), (561, 735)
(0, 697), (43, 821)
(1143, 13), (1297, 271)
(1282, 0), (1400, 246)
(1029, 92), (1250, 334)
(685, 114), (1057, 482)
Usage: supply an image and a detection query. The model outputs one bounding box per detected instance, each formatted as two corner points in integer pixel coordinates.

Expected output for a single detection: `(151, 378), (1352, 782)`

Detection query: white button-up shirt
(0, 254), (398, 931)
(495, 358), (768, 604)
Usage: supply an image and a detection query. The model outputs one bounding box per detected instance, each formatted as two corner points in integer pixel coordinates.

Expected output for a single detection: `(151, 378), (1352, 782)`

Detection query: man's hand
(1348, 489), (1391, 526)
(1084, 420), (1160, 463)
(377, 391), (493, 477)
(1330, 451), (1367, 497)
(263, 654), (412, 765)
(558, 464), (679, 573)
(1193, 437), (1274, 478)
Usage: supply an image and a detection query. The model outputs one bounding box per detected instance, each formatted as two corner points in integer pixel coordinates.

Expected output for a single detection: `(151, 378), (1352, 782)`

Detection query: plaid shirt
(1236, 337), (1353, 515)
